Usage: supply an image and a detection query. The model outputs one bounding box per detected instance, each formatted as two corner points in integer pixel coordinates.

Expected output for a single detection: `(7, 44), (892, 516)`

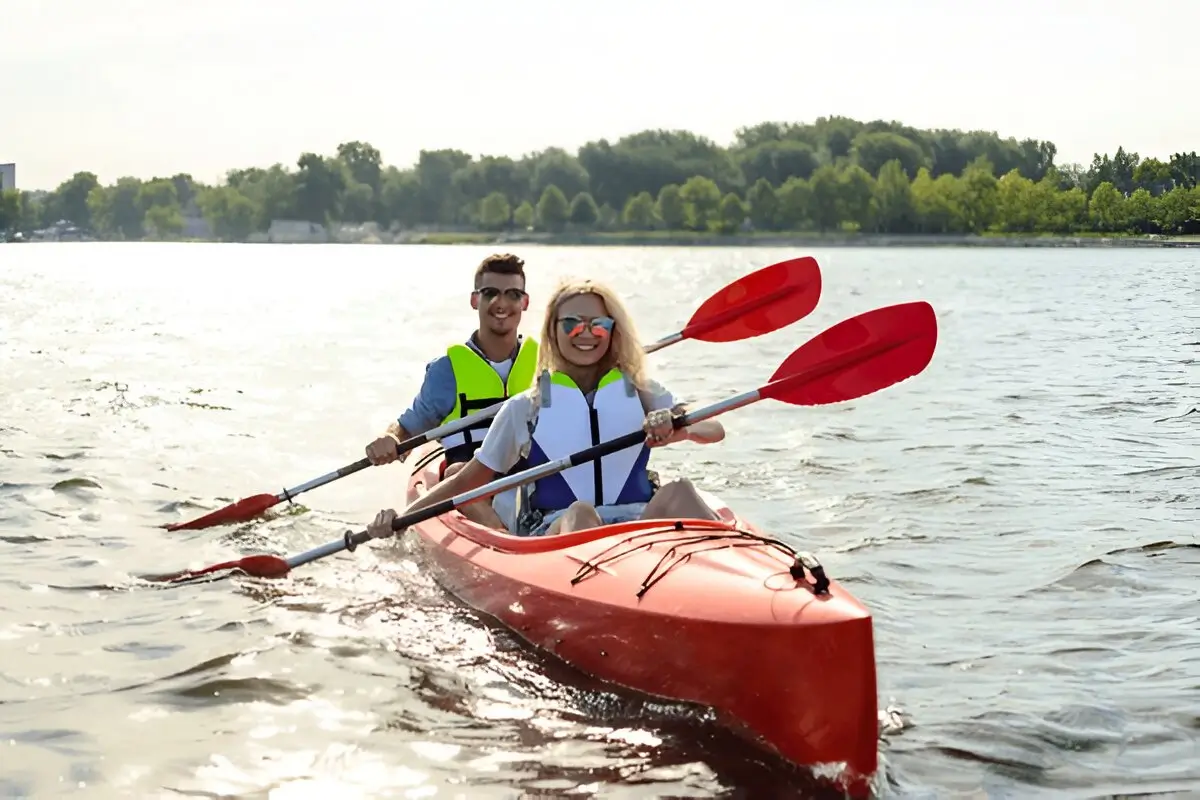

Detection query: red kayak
(403, 443), (880, 797)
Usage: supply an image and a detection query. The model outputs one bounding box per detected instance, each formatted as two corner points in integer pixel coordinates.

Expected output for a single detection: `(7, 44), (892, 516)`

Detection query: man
(364, 253), (538, 530)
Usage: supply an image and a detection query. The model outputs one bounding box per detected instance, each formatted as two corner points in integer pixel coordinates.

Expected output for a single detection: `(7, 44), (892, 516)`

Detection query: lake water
(1, 243), (1197, 799)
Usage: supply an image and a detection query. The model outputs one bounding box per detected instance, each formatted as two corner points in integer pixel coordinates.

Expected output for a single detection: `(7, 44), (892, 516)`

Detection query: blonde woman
(367, 277), (725, 538)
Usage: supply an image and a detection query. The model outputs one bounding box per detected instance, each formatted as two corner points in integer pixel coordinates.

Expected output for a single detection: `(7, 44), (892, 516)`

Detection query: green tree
(959, 157), (998, 233)
(341, 180), (375, 224)
(776, 177), (813, 230)
(46, 171), (99, 228)
(294, 153), (345, 224)
(197, 186), (257, 241)
(512, 200), (535, 229)
(993, 169), (1037, 233)
(716, 192), (746, 234)
(336, 141), (383, 195)
(569, 192), (599, 226)
(656, 184), (685, 230)
(622, 191), (658, 230)
(228, 164), (296, 229)
(837, 164), (876, 231)
(415, 149), (472, 224)
(479, 191), (511, 231)
(33, 113), (1199, 240)
(88, 178), (145, 240)
(679, 175), (721, 231)
(597, 203), (619, 230)
(745, 178), (780, 230)
(808, 165), (841, 231)
(531, 149), (590, 200)
(379, 167), (421, 228)
(0, 190), (19, 231)
(850, 132), (928, 178)
(872, 160), (914, 233)
(735, 140), (820, 186)
(1155, 186), (1199, 234)
(1087, 182), (1125, 232)
(537, 184), (569, 231)
(1124, 188), (1158, 233)
(136, 179), (184, 239)
(911, 169), (964, 233)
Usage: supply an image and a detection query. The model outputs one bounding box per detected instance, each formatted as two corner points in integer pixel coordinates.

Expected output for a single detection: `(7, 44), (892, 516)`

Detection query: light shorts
(523, 502), (649, 537)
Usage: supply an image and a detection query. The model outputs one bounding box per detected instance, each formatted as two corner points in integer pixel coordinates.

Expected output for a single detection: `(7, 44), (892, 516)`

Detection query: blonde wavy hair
(535, 277), (649, 391)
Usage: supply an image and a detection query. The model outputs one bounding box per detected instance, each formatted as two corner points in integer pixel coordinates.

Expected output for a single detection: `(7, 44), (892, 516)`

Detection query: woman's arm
(681, 417), (725, 444)
(671, 403), (725, 444)
(366, 395), (531, 538)
(407, 457), (497, 515)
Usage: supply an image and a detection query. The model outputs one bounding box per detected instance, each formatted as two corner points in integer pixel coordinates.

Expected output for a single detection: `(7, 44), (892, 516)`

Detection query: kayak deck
(402, 443), (879, 796)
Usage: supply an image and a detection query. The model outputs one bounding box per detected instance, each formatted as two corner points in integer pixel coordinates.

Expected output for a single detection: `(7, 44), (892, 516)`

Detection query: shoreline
(382, 231), (1200, 249)
(8, 232), (1198, 248)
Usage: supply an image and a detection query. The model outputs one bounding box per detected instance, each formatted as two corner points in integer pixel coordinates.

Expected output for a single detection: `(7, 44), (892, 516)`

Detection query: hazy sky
(4, 0), (1197, 191)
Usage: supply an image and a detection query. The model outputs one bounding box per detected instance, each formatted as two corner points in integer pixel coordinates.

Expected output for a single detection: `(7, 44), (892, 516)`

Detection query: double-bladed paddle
(145, 300), (938, 584)
(162, 256), (823, 531)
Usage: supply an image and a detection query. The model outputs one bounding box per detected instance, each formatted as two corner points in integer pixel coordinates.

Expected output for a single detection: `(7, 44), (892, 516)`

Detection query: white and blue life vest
(522, 368), (655, 512)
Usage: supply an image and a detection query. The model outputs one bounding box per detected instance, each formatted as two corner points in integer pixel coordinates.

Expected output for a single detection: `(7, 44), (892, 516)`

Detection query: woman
(367, 277), (725, 539)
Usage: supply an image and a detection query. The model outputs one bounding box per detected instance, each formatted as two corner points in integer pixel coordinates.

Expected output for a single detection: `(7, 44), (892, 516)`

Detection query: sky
(4, 0), (1197, 191)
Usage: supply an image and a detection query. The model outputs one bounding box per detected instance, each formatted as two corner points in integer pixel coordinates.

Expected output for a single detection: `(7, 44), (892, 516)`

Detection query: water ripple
(1, 245), (1198, 797)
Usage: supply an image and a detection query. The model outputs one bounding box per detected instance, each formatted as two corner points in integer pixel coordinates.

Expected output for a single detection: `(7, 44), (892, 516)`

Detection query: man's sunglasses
(558, 315), (615, 338)
(474, 287), (528, 303)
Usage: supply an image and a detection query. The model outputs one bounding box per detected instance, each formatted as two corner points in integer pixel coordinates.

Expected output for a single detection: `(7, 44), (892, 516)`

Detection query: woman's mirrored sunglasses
(558, 315), (615, 338)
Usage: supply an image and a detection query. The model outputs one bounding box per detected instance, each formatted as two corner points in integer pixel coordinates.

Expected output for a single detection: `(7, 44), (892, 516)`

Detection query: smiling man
(364, 253), (539, 529)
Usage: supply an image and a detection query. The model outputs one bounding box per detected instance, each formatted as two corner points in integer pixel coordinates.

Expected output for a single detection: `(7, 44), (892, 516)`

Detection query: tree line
(3, 116), (1199, 240)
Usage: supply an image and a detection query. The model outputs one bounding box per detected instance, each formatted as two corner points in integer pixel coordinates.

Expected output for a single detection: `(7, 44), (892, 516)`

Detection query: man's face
(474, 272), (526, 337)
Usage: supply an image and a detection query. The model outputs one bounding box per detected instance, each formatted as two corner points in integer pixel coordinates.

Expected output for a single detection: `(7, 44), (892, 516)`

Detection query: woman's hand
(367, 508), (401, 538)
(643, 408), (685, 448)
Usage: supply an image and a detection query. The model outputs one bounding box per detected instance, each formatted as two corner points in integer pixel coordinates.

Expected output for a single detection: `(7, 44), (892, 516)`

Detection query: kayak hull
(403, 444), (879, 796)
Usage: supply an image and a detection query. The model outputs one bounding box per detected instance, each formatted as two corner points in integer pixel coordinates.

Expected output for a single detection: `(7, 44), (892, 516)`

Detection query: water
(1, 243), (1197, 799)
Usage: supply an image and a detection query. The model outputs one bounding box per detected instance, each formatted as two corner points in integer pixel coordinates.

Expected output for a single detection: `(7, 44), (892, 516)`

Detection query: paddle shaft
(280, 282), (794, 501)
(274, 404), (504, 501)
(282, 389), (758, 572)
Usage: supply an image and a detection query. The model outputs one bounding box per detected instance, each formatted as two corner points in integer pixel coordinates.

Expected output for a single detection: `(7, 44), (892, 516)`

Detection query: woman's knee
(647, 478), (718, 519)
(559, 501), (602, 533)
(655, 478), (701, 500)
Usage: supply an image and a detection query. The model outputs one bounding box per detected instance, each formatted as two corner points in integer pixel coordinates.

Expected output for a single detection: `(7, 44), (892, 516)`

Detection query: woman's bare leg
(544, 501), (603, 535)
(640, 479), (720, 521)
(442, 461), (506, 530)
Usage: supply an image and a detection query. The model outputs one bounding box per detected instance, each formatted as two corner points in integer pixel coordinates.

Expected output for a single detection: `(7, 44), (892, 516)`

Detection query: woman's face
(553, 292), (614, 368)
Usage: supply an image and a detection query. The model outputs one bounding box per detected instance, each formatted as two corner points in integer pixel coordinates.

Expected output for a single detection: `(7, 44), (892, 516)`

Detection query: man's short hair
(474, 253), (526, 289)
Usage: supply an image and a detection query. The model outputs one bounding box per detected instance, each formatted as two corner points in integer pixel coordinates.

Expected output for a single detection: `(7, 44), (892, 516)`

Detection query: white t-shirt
(477, 378), (679, 478)
(489, 356), (513, 384)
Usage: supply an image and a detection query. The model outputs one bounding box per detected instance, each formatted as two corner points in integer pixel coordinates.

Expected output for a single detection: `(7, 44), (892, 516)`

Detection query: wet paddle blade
(683, 256), (821, 343)
(143, 553), (292, 584)
(762, 301), (938, 406)
(162, 493), (280, 531)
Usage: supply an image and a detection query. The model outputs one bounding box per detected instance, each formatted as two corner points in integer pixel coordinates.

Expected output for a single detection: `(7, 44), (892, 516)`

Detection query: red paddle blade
(163, 493), (281, 531)
(683, 256), (821, 343)
(763, 301), (938, 405)
(143, 554), (292, 584)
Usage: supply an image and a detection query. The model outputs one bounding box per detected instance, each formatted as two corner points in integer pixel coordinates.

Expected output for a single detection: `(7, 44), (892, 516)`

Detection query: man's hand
(365, 433), (404, 465)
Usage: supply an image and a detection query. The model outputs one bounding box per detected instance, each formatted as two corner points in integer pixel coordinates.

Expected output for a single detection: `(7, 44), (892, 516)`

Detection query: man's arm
(395, 356), (458, 438)
(366, 357), (458, 464)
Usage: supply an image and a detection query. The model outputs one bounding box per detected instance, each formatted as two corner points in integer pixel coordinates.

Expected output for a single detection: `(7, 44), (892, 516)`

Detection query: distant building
(0, 163), (14, 191)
